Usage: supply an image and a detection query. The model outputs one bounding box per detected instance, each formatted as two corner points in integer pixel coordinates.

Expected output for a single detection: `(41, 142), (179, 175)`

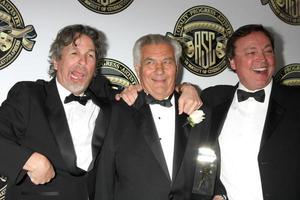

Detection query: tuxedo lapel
(44, 79), (79, 175)
(89, 93), (112, 170)
(172, 93), (188, 180)
(211, 96), (234, 140)
(133, 94), (171, 181)
(260, 84), (285, 150)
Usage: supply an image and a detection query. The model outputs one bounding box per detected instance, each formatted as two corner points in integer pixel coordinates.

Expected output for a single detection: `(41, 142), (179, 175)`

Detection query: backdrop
(0, 0), (299, 198)
(0, 0), (299, 104)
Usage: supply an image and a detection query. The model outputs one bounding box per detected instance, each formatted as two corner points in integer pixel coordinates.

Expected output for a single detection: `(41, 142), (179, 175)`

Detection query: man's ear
(53, 59), (58, 70)
(229, 59), (236, 71)
(134, 65), (141, 78)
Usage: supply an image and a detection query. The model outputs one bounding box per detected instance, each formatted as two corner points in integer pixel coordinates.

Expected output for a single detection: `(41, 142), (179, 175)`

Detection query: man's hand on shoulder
(115, 84), (143, 106)
(213, 195), (227, 200)
(116, 83), (203, 114)
(177, 82), (203, 115)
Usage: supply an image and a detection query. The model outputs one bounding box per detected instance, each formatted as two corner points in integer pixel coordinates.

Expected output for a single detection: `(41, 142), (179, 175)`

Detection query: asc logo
(0, 0), (36, 70)
(167, 5), (233, 77)
(98, 58), (139, 90)
(261, 0), (300, 25)
(78, 0), (133, 15)
(275, 63), (300, 86)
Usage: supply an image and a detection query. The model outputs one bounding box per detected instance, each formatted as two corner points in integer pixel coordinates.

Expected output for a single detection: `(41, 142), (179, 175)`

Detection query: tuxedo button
(263, 193), (271, 200)
(260, 161), (269, 166)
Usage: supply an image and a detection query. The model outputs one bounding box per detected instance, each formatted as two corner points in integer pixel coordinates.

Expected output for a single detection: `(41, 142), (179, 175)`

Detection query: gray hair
(132, 34), (182, 68)
(48, 24), (108, 77)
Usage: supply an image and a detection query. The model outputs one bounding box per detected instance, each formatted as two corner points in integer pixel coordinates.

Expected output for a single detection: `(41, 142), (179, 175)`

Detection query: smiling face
(136, 43), (177, 100)
(53, 34), (96, 95)
(230, 31), (276, 90)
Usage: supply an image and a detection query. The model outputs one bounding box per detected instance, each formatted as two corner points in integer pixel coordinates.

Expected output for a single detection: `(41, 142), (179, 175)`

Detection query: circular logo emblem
(0, 0), (36, 70)
(78, 0), (133, 15)
(261, 0), (300, 25)
(97, 58), (139, 90)
(275, 63), (300, 86)
(167, 5), (233, 77)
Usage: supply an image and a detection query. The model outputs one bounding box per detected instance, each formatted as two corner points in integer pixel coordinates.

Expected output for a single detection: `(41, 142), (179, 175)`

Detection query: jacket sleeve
(88, 74), (119, 101)
(214, 177), (227, 198)
(213, 139), (227, 199)
(0, 82), (34, 185)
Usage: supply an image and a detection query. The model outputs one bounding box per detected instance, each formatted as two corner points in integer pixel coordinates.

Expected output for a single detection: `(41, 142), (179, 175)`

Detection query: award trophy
(192, 147), (217, 198)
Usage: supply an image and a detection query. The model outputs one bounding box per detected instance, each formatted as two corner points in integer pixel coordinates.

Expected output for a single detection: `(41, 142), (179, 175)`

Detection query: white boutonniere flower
(187, 109), (205, 127)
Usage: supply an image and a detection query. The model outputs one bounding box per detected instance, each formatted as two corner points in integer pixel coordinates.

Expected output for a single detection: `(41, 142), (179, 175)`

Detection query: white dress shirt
(149, 96), (175, 179)
(56, 79), (100, 171)
(219, 81), (272, 200)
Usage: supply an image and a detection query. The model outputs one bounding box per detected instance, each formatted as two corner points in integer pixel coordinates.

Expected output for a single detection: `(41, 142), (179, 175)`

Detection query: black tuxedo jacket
(93, 92), (220, 200)
(201, 81), (300, 200)
(0, 78), (111, 200)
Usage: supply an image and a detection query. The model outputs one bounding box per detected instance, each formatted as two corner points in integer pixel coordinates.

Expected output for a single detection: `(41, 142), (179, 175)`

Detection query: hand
(177, 83), (203, 115)
(212, 195), (227, 200)
(23, 152), (55, 185)
(115, 84), (143, 106)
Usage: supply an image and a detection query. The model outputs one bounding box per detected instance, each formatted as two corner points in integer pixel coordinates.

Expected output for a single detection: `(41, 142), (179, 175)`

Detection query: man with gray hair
(93, 34), (225, 200)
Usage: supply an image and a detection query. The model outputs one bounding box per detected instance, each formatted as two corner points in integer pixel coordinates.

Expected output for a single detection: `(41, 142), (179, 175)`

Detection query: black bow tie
(145, 94), (172, 107)
(237, 89), (265, 102)
(64, 93), (91, 105)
